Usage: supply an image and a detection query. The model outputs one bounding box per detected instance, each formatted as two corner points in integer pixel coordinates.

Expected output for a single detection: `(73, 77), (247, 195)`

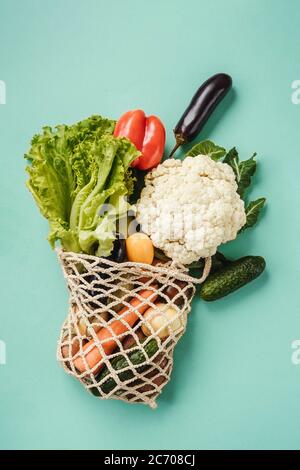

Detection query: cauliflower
(136, 155), (246, 264)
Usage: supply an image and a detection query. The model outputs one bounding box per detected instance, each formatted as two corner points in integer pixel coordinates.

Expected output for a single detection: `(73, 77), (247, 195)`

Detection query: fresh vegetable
(186, 142), (266, 232)
(186, 140), (226, 160)
(114, 110), (166, 170)
(61, 338), (80, 359)
(164, 280), (194, 306)
(78, 318), (87, 336)
(122, 329), (146, 350)
(74, 288), (158, 374)
(222, 147), (266, 230)
(223, 147), (256, 197)
(190, 251), (231, 271)
(114, 110), (145, 158)
(110, 277), (134, 313)
(122, 335), (169, 395)
(200, 256), (266, 301)
(241, 198), (266, 232)
(136, 155), (246, 264)
(152, 257), (167, 266)
(125, 233), (154, 264)
(169, 73), (232, 157)
(85, 269), (111, 310)
(141, 303), (183, 339)
(156, 248), (231, 274)
(90, 338), (159, 396)
(129, 168), (147, 204)
(70, 304), (104, 339)
(211, 251), (231, 269)
(108, 238), (126, 263)
(76, 316), (105, 337)
(25, 116), (140, 256)
(137, 354), (169, 393)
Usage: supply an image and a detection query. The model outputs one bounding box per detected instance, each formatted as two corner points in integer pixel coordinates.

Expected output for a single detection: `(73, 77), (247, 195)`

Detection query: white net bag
(57, 250), (211, 409)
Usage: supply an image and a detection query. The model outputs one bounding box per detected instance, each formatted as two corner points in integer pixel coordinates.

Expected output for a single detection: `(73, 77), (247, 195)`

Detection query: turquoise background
(1, 0), (300, 450)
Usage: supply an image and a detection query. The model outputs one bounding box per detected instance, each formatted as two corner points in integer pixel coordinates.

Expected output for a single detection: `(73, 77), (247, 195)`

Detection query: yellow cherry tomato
(125, 233), (154, 264)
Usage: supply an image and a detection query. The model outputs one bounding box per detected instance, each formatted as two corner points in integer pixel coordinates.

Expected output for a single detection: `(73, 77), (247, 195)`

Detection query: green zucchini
(90, 338), (159, 396)
(200, 256), (266, 301)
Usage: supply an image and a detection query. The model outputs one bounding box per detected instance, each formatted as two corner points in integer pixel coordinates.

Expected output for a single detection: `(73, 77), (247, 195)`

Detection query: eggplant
(169, 73), (232, 157)
(108, 238), (126, 263)
(85, 270), (109, 309)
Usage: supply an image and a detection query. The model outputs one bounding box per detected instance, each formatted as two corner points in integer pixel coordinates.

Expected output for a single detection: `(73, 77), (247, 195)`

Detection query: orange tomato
(126, 233), (154, 264)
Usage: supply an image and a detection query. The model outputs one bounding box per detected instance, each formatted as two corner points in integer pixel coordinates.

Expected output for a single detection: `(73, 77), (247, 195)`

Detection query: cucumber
(90, 338), (159, 396)
(200, 256), (266, 301)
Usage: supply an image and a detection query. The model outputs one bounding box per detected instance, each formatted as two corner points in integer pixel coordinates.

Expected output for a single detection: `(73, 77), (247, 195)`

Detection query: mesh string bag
(57, 250), (211, 409)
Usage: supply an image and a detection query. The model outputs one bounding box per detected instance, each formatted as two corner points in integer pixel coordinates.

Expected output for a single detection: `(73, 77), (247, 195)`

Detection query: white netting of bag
(57, 250), (211, 409)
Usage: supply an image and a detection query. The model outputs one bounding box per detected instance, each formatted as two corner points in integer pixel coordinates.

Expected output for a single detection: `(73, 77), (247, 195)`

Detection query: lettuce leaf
(76, 136), (139, 255)
(25, 115), (139, 255)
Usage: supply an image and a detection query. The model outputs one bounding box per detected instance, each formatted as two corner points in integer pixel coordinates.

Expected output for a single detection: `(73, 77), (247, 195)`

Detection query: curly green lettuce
(25, 115), (140, 255)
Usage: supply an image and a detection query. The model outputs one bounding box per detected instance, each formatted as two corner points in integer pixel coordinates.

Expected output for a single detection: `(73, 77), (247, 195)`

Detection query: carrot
(73, 287), (158, 374)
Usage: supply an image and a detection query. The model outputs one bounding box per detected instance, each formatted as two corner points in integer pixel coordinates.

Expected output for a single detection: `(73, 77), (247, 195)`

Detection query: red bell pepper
(113, 109), (166, 170)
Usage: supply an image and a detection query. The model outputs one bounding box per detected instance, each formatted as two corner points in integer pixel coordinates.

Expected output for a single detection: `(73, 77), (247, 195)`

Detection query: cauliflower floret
(136, 155), (246, 264)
